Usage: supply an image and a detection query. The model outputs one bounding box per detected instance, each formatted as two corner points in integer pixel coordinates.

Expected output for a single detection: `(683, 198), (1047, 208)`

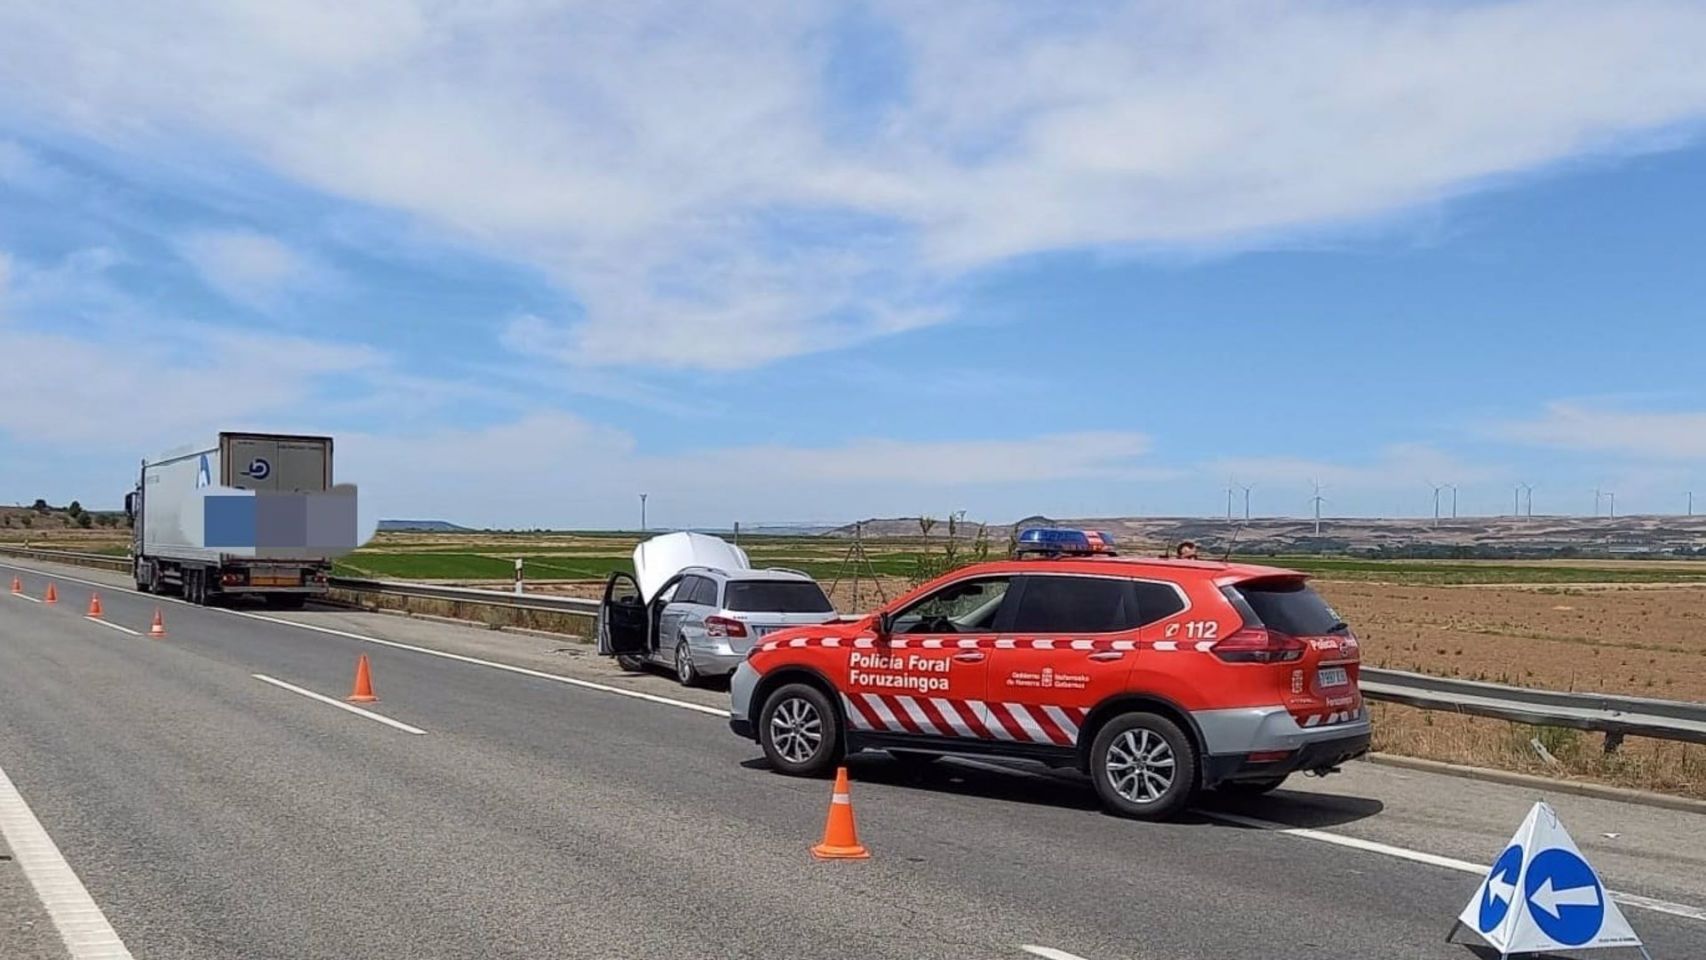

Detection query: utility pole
(639, 493), (648, 532)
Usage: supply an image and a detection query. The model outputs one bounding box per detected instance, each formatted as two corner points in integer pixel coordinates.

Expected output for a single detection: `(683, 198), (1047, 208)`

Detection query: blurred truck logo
(242, 457), (272, 481)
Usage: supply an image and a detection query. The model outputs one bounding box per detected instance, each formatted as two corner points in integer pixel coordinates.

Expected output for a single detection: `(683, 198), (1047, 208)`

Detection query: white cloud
(176, 229), (316, 305)
(2, 2), (1705, 368)
(338, 414), (1164, 527)
(1493, 402), (1706, 460)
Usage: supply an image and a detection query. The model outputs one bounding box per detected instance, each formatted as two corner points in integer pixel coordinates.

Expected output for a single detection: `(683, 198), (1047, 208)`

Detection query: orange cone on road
(148, 608), (168, 638)
(9, 576), (20, 594)
(811, 767), (870, 860)
(87, 593), (104, 618)
(43, 582), (57, 605)
(346, 654), (379, 703)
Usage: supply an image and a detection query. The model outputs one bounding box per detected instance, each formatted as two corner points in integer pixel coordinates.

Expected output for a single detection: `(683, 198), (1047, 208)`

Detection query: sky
(3, 0), (1706, 529)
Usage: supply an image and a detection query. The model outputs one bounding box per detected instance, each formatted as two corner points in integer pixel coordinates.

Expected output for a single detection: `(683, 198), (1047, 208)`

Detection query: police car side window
(1131, 581), (1187, 626)
(1008, 576), (1142, 633)
(891, 577), (1012, 634)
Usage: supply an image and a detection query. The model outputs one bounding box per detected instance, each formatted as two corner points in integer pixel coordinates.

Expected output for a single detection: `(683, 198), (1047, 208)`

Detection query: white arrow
(1531, 876), (1600, 919)
(1487, 875), (1517, 908)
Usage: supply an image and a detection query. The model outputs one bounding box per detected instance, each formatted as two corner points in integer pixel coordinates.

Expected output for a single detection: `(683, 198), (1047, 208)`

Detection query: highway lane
(2, 559), (1704, 959)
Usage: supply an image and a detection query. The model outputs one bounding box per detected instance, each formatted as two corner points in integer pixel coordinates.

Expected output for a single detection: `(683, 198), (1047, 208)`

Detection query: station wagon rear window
(724, 581), (834, 613)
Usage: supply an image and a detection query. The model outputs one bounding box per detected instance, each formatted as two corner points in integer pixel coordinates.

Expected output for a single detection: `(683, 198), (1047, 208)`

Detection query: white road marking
(1021, 946), (1092, 960)
(1200, 809), (1706, 923)
(0, 560), (731, 719)
(0, 762), (136, 959)
(12, 593), (42, 602)
(84, 617), (141, 636)
(251, 674), (428, 735)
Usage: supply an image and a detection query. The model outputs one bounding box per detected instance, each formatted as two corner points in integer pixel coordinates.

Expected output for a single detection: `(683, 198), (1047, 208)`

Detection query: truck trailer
(124, 432), (335, 607)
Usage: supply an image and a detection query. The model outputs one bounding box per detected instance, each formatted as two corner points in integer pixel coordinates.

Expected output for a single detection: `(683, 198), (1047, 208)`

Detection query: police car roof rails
(1013, 527), (1119, 558)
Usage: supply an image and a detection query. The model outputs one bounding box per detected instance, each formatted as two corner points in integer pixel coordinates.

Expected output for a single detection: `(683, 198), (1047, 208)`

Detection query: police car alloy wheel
(759, 683), (841, 776)
(1090, 713), (1196, 820)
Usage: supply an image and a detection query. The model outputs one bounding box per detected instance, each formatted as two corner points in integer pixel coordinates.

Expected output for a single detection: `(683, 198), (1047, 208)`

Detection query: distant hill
(379, 519), (472, 533)
(826, 514), (1706, 557)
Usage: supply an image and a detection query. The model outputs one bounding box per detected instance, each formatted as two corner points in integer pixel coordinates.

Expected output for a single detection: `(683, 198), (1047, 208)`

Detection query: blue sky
(4, 1), (1706, 528)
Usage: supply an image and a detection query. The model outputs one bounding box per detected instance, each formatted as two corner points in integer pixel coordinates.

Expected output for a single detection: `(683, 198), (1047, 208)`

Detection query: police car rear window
(1226, 579), (1344, 636)
(724, 581), (834, 613)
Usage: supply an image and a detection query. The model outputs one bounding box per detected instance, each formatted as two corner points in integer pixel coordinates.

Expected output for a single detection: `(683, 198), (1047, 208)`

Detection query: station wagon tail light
(705, 616), (748, 638)
(1211, 627), (1304, 663)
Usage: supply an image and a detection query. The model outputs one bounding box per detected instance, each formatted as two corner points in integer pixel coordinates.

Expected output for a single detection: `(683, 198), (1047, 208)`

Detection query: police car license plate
(1317, 666), (1349, 688)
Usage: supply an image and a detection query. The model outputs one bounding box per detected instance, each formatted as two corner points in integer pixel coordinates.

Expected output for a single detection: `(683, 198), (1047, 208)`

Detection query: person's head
(1175, 540), (1198, 559)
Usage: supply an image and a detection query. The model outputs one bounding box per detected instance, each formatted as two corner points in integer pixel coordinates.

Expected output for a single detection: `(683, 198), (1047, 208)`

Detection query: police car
(727, 529), (1370, 819)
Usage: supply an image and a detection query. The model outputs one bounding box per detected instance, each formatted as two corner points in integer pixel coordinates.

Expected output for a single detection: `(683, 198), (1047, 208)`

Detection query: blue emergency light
(1014, 528), (1119, 557)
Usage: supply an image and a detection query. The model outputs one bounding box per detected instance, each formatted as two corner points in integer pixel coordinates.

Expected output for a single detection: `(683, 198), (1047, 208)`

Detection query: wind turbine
(1446, 483), (1459, 519)
(1688, 491), (1694, 517)
(1517, 482), (1534, 517)
(1310, 480), (1327, 536)
(1427, 481), (1447, 523)
(1238, 483), (1253, 521)
(1226, 478), (1235, 521)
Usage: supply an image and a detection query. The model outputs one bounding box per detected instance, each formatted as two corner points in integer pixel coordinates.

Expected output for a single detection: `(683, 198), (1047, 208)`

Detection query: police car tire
(758, 683), (842, 777)
(1089, 712), (1197, 820)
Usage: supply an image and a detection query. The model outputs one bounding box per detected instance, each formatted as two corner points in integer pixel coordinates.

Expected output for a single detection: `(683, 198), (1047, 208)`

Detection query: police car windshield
(724, 580), (834, 613)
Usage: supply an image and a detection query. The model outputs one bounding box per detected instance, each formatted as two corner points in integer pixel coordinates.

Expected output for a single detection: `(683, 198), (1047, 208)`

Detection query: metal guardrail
(1360, 668), (1706, 746)
(326, 576), (600, 617)
(4, 544), (1703, 743)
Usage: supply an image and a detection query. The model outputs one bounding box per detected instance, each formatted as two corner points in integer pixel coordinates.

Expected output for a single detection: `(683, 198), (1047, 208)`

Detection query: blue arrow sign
(1523, 848), (1605, 946)
(1478, 844), (1523, 933)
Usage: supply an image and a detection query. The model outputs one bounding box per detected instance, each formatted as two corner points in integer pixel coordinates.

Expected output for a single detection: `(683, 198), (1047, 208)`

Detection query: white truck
(124, 432), (335, 607)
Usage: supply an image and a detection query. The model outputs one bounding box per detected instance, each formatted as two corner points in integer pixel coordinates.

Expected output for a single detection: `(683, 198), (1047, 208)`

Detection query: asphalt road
(2, 558), (1704, 960)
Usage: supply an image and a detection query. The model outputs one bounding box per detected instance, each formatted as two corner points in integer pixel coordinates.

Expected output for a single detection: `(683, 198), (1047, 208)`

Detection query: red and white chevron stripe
(762, 635), (1149, 654)
(842, 693), (1090, 746)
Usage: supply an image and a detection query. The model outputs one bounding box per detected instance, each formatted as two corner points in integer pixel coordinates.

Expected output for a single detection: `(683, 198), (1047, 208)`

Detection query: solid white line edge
(0, 762), (136, 959)
(251, 674), (427, 735)
(5, 559), (1703, 925)
(1021, 946), (1093, 960)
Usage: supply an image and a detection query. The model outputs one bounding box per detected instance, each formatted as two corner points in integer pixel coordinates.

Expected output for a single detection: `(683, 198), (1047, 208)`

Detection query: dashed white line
(251, 674), (428, 735)
(0, 762), (136, 959)
(84, 617), (141, 636)
(1021, 946), (1092, 960)
(229, 609), (733, 718)
(11, 592), (42, 602)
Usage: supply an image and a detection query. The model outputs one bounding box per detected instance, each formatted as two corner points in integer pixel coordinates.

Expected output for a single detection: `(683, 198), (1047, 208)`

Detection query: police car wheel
(759, 683), (841, 776)
(674, 639), (699, 687)
(1090, 713), (1196, 820)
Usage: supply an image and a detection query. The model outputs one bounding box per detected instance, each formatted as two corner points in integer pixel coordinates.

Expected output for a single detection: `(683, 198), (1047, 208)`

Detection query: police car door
(986, 575), (1141, 750)
(849, 576), (1012, 741)
(597, 571), (650, 658)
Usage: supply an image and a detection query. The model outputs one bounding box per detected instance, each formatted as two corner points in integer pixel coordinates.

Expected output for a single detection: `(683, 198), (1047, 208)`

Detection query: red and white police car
(727, 529), (1370, 819)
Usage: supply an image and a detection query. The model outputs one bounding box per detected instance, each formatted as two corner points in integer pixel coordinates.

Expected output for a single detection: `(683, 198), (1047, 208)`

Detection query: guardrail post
(514, 557), (524, 595)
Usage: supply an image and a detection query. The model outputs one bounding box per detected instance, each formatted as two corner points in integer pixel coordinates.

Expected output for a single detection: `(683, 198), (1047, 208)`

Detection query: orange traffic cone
(149, 609), (168, 638)
(43, 582), (57, 605)
(9, 576), (20, 594)
(811, 767), (871, 860)
(87, 593), (103, 619)
(346, 654), (378, 703)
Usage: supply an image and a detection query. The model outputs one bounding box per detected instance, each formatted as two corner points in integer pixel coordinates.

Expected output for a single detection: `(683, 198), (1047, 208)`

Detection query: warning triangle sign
(1456, 801), (1642, 954)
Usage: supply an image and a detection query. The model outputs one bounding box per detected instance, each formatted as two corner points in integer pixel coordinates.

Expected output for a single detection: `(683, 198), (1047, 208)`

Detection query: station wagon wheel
(1089, 712), (1196, 820)
(674, 638), (699, 687)
(758, 683), (842, 776)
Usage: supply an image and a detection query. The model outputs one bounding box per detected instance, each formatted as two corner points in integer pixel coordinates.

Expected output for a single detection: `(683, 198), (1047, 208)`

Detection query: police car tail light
(705, 616), (748, 639)
(1211, 627), (1304, 664)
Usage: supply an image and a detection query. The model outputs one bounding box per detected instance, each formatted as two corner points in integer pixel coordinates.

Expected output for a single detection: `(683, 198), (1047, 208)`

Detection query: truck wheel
(758, 683), (842, 777)
(1089, 712), (1197, 820)
(134, 562), (150, 593)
